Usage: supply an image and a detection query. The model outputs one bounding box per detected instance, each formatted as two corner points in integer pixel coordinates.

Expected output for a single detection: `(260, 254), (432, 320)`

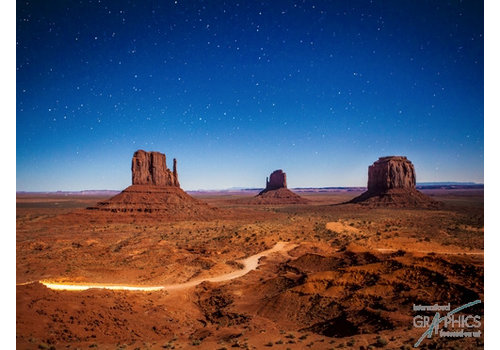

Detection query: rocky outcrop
(249, 170), (308, 204)
(265, 170), (287, 191)
(349, 156), (440, 208)
(88, 150), (217, 218)
(132, 150), (179, 187)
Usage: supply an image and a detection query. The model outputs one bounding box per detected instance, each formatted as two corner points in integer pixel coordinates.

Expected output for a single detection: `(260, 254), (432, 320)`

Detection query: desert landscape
(16, 152), (483, 350)
(16, 1), (485, 348)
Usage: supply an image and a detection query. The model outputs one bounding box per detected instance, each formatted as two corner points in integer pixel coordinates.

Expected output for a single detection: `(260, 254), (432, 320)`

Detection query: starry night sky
(17, 0), (483, 191)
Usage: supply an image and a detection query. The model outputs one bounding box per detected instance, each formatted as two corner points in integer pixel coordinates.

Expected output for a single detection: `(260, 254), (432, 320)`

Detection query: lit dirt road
(35, 241), (297, 292)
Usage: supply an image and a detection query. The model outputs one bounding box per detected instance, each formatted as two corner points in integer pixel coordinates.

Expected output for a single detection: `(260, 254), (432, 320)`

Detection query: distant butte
(250, 169), (309, 204)
(349, 156), (441, 208)
(88, 150), (216, 217)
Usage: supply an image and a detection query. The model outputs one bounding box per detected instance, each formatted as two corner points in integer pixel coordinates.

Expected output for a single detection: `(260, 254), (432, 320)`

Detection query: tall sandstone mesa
(367, 156), (416, 192)
(349, 156), (440, 208)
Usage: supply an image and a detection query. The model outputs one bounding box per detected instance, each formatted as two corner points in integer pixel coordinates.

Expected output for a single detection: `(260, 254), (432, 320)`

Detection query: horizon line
(16, 181), (484, 193)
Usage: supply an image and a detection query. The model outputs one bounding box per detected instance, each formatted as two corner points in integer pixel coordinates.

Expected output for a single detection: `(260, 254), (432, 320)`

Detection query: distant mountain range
(16, 182), (483, 196)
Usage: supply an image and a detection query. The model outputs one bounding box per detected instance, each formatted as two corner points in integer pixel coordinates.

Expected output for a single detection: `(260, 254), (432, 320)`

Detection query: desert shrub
(376, 336), (388, 347)
(38, 344), (55, 350)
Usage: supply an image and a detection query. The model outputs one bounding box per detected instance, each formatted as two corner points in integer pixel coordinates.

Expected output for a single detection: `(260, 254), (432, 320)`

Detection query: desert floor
(16, 189), (483, 349)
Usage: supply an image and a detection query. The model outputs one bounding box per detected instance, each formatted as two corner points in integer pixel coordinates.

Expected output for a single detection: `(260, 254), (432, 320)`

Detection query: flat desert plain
(16, 189), (483, 349)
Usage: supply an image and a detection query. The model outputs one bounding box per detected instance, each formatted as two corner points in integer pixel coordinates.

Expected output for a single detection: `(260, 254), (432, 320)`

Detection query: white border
(1, 0), (16, 345)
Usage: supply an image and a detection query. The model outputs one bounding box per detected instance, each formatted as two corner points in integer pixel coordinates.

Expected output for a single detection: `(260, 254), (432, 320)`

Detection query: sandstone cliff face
(265, 170), (287, 191)
(131, 150), (179, 187)
(367, 156), (416, 193)
(350, 156), (440, 208)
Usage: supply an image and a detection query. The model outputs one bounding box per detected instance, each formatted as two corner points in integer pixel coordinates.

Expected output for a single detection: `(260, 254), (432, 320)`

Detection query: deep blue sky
(17, 0), (483, 191)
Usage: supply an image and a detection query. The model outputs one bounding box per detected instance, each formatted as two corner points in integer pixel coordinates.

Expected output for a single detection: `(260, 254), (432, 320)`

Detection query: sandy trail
(35, 241), (296, 292)
(325, 221), (360, 234)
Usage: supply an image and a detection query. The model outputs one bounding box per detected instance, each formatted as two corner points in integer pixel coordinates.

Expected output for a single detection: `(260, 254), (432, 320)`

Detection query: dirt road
(36, 241), (297, 292)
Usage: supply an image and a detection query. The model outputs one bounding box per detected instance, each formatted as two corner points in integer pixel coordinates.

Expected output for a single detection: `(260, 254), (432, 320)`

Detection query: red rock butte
(88, 150), (215, 217)
(264, 170), (287, 191)
(251, 170), (309, 204)
(349, 156), (440, 208)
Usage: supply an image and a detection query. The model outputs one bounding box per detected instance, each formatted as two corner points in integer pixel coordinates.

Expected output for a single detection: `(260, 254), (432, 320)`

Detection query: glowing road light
(40, 281), (164, 292)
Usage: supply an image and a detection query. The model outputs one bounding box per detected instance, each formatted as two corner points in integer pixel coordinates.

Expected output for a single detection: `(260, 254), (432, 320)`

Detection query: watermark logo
(412, 300), (482, 347)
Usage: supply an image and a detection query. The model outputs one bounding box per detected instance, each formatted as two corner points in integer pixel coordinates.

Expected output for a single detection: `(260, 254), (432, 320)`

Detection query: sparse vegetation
(375, 336), (388, 347)
(18, 190), (483, 349)
(38, 344), (55, 350)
